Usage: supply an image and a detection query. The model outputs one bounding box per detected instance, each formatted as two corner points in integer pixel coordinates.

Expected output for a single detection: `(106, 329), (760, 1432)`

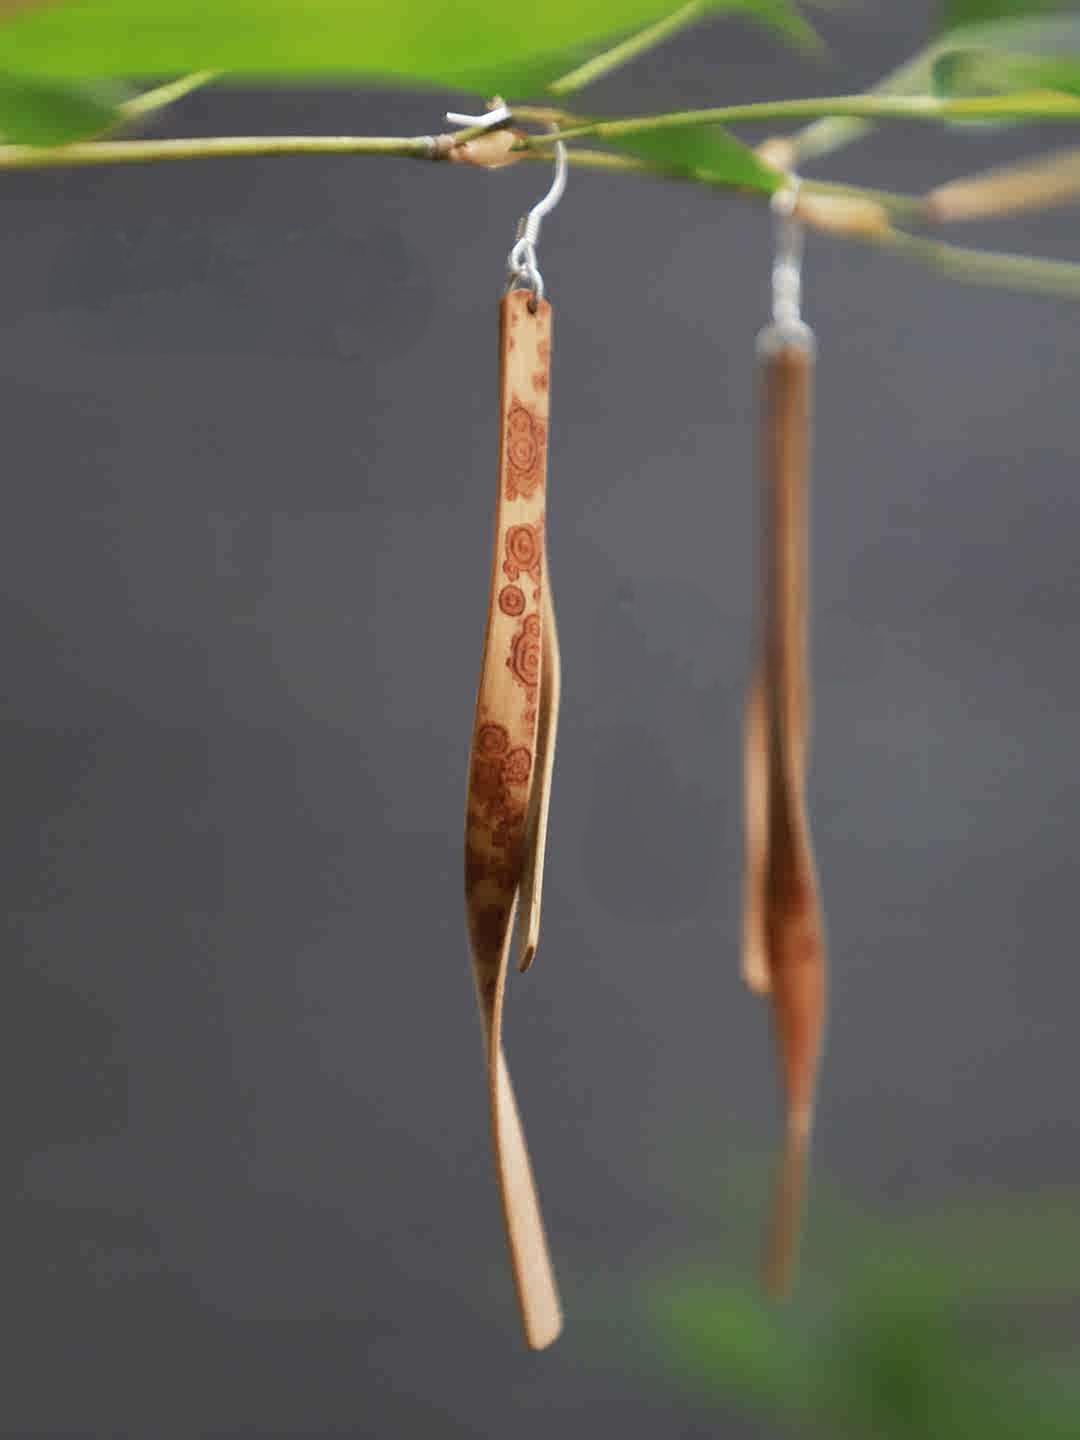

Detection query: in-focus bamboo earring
(742, 182), (826, 1298)
(460, 109), (565, 1351)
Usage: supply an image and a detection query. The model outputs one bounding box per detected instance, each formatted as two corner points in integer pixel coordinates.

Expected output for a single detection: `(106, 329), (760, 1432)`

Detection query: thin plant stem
(0, 118), (1077, 298)
(0, 125), (915, 220)
(547, 0), (818, 96)
(0, 133), (438, 169)
(526, 90), (1080, 147)
(548, 2), (709, 97)
(885, 230), (1080, 299)
(121, 71), (219, 123)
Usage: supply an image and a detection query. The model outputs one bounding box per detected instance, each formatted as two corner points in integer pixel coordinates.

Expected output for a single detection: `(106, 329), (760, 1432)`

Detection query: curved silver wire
(769, 180), (809, 337)
(445, 103), (513, 130)
(441, 105), (567, 304)
(507, 127), (567, 304)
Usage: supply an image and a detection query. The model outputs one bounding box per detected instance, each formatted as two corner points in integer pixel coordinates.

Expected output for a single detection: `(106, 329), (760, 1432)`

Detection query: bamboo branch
(548, 1), (709, 97)
(885, 230), (1080, 299)
(547, 0), (818, 96)
(0, 133), (439, 168)
(0, 122), (918, 221)
(120, 71), (219, 123)
(526, 91), (1080, 148)
(0, 110), (1077, 299)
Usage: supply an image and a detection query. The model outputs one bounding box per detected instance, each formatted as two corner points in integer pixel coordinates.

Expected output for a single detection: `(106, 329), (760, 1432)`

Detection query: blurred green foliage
(640, 1165), (1080, 1439)
(942, 0), (1074, 29)
(0, 0), (807, 91)
(933, 16), (1080, 98)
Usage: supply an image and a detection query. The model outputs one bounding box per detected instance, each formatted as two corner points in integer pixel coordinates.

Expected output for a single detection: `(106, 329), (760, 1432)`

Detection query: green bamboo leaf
(717, 0), (818, 47)
(604, 122), (782, 192)
(0, 73), (123, 145)
(941, 1), (1074, 31)
(0, 0), (806, 92)
(933, 15), (1080, 97)
(792, 8), (1080, 163)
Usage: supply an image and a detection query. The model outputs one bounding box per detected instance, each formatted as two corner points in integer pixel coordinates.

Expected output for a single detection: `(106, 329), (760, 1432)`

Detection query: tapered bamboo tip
(524, 1303), (563, 1351)
(742, 942), (771, 995)
(515, 882), (541, 972)
(762, 1110), (811, 1300)
(490, 1050), (563, 1350)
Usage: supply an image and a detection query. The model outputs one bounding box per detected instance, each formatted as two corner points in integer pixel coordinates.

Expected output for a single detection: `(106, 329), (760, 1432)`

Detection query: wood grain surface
(463, 290), (561, 1350)
(744, 331), (826, 1299)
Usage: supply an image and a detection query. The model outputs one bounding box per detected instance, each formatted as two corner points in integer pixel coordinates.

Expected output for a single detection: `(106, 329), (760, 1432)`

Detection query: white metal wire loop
(444, 104), (566, 304)
(760, 178), (814, 354)
(506, 130), (566, 304)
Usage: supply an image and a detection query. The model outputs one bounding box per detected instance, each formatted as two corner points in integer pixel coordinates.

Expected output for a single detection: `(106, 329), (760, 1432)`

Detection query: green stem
(1, 119), (1075, 298)
(521, 145), (918, 219)
(548, 1), (707, 97)
(0, 125), (913, 220)
(527, 90), (1080, 147)
(784, 51), (934, 167)
(121, 71), (219, 123)
(0, 133), (436, 169)
(886, 230), (1080, 299)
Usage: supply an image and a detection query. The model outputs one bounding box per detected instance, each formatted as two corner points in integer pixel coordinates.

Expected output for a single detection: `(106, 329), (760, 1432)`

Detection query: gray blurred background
(3, 1), (1079, 1434)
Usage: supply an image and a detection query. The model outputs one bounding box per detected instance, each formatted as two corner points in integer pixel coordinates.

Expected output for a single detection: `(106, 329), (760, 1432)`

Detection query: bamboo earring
(461, 112), (565, 1351)
(742, 184), (827, 1298)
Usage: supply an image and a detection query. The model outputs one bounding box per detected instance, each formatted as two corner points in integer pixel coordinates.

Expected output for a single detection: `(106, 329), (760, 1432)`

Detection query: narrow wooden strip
(742, 671), (771, 995)
(489, 1028), (562, 1349)
(763, 338), (811, 774)
(518, 579), (561, 974)
(464, 290), (561, 1349)
(753, 331), (826, 1298)
(762, 1121), (809, 1300)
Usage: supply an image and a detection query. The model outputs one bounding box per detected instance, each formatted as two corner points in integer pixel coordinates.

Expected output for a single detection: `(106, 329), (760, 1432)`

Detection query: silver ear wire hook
(441, 104), (566, 305)
(758, 177), (814, 357)
(769, 179), (810, 340)
(507, 126), (567, 306)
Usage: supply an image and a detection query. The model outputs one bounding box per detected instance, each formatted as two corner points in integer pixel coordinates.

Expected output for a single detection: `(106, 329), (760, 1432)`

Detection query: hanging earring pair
(742, 181), (827, 1298)
(459, 109), (566, 1351)
(454, 131), (823, 1343)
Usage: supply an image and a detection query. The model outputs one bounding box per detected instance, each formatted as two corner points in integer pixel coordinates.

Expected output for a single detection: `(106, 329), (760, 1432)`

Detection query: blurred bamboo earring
(742, 181), (826, 1299)
(459, 108), (565, 1351)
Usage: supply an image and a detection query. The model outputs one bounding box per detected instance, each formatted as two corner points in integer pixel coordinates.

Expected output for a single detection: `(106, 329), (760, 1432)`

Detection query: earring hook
(441, 104), (567, 305)
(769, 179), (810, 338)
(507, 127), (567, 305)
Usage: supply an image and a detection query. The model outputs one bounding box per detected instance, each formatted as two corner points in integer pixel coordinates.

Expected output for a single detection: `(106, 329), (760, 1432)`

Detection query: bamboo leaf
(0, 73), (123, 145)
(941, 1), (1075, 31)
(933, 15), (1080, 98)
(790, 8), (1080, 163)
(604, 121), (782, 192)
(0, 0), (808, 93)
